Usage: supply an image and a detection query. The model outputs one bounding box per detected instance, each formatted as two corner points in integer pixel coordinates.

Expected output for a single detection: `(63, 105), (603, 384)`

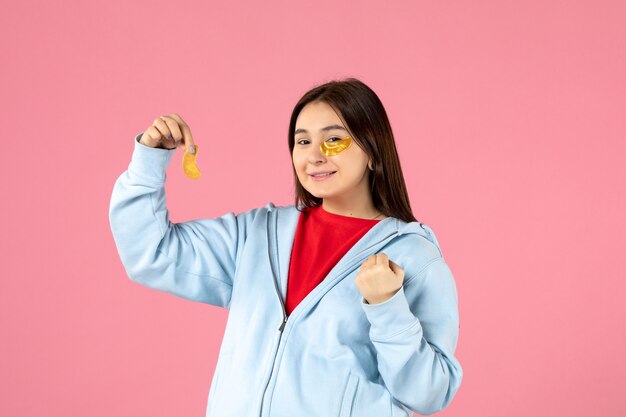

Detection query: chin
(309, 188), (340, 199)
(303, 188), (326, 199)
(299, 184), (328, 199)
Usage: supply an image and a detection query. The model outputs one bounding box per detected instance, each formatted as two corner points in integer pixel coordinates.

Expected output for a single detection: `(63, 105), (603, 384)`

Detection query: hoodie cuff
(130, 132), (176, 184)
(361, 286), (421, 341)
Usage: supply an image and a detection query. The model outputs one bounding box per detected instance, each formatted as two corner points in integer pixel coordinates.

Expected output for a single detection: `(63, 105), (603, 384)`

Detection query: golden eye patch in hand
(182, 145), (201, 179)
(320, 136), (352, 156)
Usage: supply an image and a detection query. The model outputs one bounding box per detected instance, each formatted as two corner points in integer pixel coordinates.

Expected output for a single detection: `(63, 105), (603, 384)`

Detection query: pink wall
(2, 0), (625, 416)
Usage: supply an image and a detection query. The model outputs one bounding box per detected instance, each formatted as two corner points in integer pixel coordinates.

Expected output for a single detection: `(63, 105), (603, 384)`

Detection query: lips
(309, 171), (337, 176)
(309, 171), (337, 181)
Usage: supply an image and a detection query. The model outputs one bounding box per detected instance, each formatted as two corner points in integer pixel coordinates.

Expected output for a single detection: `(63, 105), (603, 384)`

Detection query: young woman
(109, 78), (463, 416)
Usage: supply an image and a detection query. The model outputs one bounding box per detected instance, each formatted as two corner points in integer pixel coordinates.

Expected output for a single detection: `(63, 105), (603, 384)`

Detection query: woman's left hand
(355, 253), (404, 304)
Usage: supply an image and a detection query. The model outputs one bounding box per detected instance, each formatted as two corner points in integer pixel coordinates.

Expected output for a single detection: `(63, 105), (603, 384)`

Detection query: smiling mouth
(310, 171), (336, 177)
(309, 171), (337, 181)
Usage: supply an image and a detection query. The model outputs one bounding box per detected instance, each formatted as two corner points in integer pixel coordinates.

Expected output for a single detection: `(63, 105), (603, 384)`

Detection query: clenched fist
(355, 253), (405, 305)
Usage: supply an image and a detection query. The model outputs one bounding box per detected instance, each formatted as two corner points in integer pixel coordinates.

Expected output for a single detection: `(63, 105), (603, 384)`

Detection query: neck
(322, 195), (382, 220)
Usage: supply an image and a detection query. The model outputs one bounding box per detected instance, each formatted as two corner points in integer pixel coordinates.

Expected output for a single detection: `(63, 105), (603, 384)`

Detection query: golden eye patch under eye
(320, 136), (352, 156)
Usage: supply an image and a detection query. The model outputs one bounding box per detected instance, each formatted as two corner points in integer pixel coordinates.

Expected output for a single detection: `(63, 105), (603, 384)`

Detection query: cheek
(292, 155), (305, 173)
(334, 150), (365, 170)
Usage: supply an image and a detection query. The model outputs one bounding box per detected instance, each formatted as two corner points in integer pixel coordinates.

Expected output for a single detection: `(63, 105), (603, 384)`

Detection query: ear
(368, 160), (373, 171)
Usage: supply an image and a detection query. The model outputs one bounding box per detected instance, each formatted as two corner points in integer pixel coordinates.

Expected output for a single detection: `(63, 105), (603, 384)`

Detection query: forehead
(295, 101), (344, 130)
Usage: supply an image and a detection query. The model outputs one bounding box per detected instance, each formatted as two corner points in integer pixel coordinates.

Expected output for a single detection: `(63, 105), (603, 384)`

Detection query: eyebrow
(294, 125), (348, 135)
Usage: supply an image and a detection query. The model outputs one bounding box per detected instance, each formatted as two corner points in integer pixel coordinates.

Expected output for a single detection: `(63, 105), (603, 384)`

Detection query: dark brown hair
(288, 78), (418, 224)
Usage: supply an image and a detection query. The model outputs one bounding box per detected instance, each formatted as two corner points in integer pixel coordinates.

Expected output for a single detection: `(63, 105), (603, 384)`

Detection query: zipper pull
(278, 316), (287, 332)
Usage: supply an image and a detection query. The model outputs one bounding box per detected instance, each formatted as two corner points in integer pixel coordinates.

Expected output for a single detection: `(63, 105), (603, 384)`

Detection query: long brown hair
(288, 78), (418, 224)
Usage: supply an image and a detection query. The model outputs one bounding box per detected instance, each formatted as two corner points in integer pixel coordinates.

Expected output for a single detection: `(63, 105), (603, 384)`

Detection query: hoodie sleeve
(108, 132), (250, 308)
(360, 256), (463, 415)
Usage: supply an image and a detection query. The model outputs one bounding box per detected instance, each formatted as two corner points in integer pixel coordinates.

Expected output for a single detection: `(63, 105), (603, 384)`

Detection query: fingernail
(189, 145), (195, 154)
(168, 134), (173, 141)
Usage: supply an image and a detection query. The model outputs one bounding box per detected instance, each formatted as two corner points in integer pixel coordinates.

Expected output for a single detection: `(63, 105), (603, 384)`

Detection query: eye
(326, 136), (342, 142)
(296, 139), (309, 145)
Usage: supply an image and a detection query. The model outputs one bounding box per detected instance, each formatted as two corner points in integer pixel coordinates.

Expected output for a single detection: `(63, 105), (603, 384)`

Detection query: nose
(307, 143), (328, 165)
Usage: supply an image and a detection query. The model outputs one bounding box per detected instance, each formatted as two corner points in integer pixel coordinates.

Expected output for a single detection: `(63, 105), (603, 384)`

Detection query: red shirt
(285, 205), (382, 316)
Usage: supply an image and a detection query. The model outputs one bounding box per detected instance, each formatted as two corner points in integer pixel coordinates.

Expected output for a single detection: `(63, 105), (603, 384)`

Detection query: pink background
(2, 0), (625, 416)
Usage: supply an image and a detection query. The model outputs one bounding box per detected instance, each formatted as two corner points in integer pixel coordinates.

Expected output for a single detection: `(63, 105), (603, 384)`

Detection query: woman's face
(292, 101), (372, 202)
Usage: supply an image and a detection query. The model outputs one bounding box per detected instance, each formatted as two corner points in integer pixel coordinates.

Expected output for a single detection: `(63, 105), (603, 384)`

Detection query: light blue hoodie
(108, 133), (463, 417)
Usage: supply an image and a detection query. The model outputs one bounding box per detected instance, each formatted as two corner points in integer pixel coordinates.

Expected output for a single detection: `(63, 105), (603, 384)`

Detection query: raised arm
(108, 131), (256, 308)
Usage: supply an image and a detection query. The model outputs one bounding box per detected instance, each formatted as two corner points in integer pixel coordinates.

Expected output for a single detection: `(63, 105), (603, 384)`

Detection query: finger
(376, 252), (389, 267)
(389, 260), (405, 278)
(159, 116), (184, 145)
(152, 117), (171, 141)
(361, 255), (376, 269)
(168, 113), (195, 153)
(143, 125), (166, 147)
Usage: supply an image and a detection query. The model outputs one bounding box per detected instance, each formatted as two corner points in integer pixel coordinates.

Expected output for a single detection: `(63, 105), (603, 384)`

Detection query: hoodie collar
(264, 202), (439, 245)
(264, 202), (442, 291)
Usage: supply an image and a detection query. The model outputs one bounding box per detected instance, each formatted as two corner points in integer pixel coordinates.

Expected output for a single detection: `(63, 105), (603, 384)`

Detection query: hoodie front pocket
(339, 371), (359, 417)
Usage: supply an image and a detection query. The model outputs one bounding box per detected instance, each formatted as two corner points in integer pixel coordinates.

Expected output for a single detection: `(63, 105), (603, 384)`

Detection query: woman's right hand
(139, 113), (196, 154)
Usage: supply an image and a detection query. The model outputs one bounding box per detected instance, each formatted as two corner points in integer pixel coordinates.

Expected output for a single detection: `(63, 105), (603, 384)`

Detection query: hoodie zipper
(266, 211), (288, 332)
(259, 209), (398, 417)
(259, 211), (286, 417)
